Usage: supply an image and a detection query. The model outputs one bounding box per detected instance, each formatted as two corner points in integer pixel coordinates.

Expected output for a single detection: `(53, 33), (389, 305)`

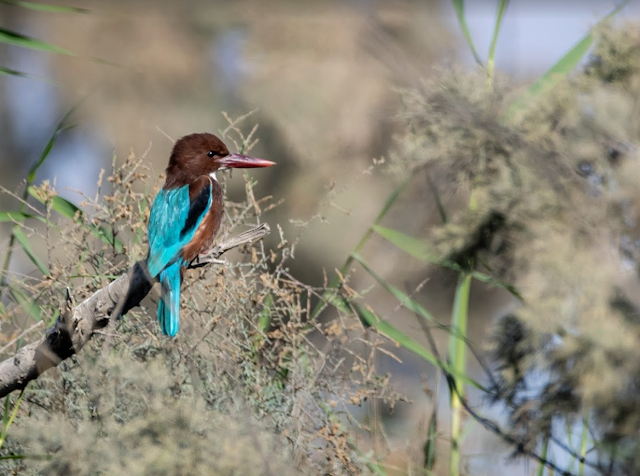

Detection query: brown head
(163, 132), (275, 189)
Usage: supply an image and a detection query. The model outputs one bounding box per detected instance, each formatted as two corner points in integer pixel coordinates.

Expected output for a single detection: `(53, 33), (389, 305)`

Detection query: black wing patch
(180, 181), (211, 239)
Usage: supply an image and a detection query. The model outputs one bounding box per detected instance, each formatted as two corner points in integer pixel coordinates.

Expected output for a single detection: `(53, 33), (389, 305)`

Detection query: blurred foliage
(390, 21), (640, 474)
(0, 0), (84, 79)
(10, 358), (297, 476)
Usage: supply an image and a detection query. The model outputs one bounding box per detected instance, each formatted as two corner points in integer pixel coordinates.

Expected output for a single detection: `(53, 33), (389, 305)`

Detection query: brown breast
(180, 176), (224, 264)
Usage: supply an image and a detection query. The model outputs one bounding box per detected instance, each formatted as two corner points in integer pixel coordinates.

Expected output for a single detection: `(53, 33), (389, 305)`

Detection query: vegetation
(1, 1), (640, 475)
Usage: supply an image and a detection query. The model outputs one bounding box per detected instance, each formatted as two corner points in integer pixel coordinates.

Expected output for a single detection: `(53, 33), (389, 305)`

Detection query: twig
(155, 126), (175, 144)
(190, 223), (270, 266)
(0, 321), (44, 357)
(0, 224), (270, 399)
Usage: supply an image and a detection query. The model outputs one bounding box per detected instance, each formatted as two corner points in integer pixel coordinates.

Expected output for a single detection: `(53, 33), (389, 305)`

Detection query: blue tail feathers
(157, 261), (182, 337)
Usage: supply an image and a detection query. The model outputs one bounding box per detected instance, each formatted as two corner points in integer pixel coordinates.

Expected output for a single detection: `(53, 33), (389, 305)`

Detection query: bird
(146, 132), (275, 337)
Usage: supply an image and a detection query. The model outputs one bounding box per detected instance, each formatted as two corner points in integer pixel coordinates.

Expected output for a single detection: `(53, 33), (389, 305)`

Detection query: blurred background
(1, 1), (640, 474)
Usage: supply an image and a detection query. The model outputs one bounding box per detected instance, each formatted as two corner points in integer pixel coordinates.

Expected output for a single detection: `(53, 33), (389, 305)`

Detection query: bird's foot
(188, 256), (228, 269)
(206, 258), (228, 266)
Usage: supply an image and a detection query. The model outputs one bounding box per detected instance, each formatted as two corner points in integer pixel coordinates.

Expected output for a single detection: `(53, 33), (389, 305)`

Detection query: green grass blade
(0, 65), (28, 78)
(579, 415), (590, 476)
(448, 274), (471, 393)
(427, 175), (448, 224)
(0, 65), (58, 85)
(92, 225), (124, 252)
(46, 308), (59, 328)
(373, 224), (432, 261)
(487, 0), (510, 82)
(353, 253), (490, 352)
(470, 269), (522, 300)
(509, 36), (592, 114)
(27, 105), (81, 184)
(8, 285), (42, 322)
(310, 175), (412, 320)
(258, 293), (273, 332)
(0, 454), (53, 461)
(424, 404), (437, 470)
(315, 266), (487, 389)
(448, 273), (472, 476)
(0, 388), (26, 451)
(355, 174), (413, 250)
(27, 123), (76, 184)
(507, 0), (630, 116)
(29, 189), (80, 219)
(537, 435), (550, 476)
(0, 211), (35, 222)
(11, 226), (49, 275)
(27, 187), (124, 252)
(0, 28), (76, 55)
(354, 302), (484, 391)
(459, 417), (476, 443)
(352, 252), (436, 323)
(354, 302), (438, 366)
(0, 0), (90, 13)
(1, 396), (9, 428)
(565, 417), (574, 471)
(450, 0), (483, 66)
(373, 225), (523, 300)
(1, 106), (78, 287)
(372, 223), (469, 273)
(49, 194), (81, 218)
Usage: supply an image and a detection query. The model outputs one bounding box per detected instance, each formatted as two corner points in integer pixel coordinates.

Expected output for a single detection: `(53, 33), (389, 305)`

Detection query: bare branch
(0, 224), (271, 399)
(189, 223), (270, 267)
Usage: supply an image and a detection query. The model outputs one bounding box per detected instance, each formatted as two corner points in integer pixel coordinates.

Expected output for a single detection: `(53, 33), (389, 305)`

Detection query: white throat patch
(209, 171), (218, 182)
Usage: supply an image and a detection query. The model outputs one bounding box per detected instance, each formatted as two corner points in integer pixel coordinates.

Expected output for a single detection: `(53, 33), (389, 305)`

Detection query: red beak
(219, 153), (276, 169)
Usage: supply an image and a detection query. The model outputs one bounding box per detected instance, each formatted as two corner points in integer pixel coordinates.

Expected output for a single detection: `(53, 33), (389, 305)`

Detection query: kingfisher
(146, 132), (275, 337)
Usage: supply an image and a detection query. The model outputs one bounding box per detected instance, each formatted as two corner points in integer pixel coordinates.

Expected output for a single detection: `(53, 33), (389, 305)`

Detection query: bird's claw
(208, 258), (228, 266)
(188, 257), (228, 269)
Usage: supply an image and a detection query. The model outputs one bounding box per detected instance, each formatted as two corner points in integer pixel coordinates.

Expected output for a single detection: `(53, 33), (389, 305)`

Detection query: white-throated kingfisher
(146, 133), (275, 337)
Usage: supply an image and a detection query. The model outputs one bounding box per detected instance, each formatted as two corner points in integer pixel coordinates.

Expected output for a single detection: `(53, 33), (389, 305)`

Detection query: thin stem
(487, 0), (510, 85)
(0, 182), (32, 287)
(448, 273), (472, 476)
(451, 0), (483, 67)
(579, 415), (590, 476)
(1, 105), (78, 286)
(310, 174), (412, 320)
(0, 386), (26, 450)
(537, 436), (550, 476)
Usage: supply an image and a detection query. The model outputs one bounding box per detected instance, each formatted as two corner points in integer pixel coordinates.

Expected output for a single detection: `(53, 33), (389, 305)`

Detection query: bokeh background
(2, 1), (640, 475)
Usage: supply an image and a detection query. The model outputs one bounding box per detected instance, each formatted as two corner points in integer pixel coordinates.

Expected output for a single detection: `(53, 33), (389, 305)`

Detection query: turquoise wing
(147, 183), (212, 277)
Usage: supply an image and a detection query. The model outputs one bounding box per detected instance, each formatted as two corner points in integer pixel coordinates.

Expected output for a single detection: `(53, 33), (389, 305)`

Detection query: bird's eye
(207, 151), (215, 158)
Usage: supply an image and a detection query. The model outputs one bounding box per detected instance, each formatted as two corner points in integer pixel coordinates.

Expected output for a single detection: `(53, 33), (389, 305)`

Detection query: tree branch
(0, 223), (271, 399)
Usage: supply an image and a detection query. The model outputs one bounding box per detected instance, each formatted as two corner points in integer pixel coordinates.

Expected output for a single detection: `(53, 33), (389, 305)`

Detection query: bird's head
(164, 132), (275, 188)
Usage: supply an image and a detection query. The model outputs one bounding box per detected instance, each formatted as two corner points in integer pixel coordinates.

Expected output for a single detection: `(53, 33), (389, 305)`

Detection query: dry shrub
(13, 358), (296, 476)
(391, 22), (640, 472)
(0, 123), (396, 475)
